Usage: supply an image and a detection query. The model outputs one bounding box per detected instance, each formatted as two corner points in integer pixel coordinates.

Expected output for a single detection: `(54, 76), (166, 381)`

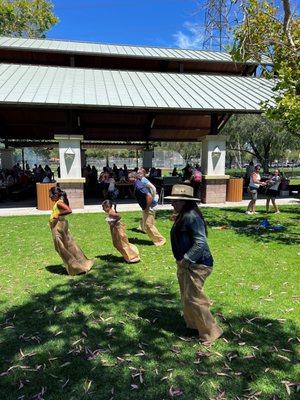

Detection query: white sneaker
(275, 211), (280, 214)
(245, 211), (253, 215)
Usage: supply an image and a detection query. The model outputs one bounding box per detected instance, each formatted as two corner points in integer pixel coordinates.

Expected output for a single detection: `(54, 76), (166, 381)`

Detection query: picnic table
(115, 182), (134, 199)
(154, 176), (182, 204)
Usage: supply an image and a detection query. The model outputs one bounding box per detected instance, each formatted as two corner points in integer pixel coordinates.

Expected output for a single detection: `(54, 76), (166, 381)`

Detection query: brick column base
(201, 176), (229, 204)
(57, 179), (85, 209)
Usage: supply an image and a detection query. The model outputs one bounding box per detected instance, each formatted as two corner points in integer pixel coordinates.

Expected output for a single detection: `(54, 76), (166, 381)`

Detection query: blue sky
(48, 0), (207, 49)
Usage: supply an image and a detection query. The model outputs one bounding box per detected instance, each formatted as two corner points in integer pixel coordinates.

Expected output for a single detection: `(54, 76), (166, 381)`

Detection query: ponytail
(49, 186), (69, 206)
(61, 190), (69, 206)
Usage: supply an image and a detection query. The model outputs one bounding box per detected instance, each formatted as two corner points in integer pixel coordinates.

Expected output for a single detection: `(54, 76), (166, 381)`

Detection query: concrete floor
(0, 197), (298, 217)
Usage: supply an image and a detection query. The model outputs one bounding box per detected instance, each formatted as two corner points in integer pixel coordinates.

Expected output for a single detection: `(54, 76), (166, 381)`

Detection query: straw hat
(164, 184), (201, 201)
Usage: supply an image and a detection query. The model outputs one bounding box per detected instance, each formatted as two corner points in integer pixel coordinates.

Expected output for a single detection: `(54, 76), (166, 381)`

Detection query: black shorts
(266, 189), (279, 198)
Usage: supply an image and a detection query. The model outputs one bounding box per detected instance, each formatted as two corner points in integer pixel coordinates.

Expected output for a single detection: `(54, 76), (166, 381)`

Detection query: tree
(223, 114), (299, 173)
(0, 0), (58, 38)
(230, 0), (300, 136)
(158, 141), (202, 162)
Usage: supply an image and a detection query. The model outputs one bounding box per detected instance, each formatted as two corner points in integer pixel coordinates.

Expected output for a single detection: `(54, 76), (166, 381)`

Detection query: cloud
(173, 22), (204, 49)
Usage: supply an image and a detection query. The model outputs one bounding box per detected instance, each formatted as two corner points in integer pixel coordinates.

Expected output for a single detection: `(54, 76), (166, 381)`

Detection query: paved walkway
(0, 197), (298, 217)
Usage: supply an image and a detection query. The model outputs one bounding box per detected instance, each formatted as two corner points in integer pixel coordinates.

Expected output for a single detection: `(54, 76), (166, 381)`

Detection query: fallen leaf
(169, 386), (183, 397)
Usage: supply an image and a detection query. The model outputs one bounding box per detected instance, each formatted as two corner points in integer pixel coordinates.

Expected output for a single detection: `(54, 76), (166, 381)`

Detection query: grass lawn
(0, 206), (299, 400)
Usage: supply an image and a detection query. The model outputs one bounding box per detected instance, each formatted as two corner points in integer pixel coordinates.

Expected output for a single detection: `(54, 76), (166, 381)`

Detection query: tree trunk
(262, 158), (270, 174)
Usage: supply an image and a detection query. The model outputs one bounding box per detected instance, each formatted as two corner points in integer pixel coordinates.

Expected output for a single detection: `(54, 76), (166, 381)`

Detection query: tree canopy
(0, 0), (58, 38)
(230, 0), (300, 136)
(223, 114), (300, 172)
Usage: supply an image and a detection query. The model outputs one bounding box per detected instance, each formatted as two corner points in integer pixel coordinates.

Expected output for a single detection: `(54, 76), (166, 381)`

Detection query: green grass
(225, 167), (300, 179)
(0, 207), (299, 399)
(289, 178), (300, 185)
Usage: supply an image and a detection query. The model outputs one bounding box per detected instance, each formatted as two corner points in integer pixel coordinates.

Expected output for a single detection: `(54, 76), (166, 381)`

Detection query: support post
(201, 135), (229, 203)
(54, 134), (85, 209)
(81, 148), (87, 167)
(142, 149), (153, 169)
(0, 148), (14, 170)
(21, 148), (25, 171)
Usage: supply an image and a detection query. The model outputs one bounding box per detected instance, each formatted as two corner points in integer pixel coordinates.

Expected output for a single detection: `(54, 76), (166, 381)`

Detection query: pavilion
(0, 36), (274, 207)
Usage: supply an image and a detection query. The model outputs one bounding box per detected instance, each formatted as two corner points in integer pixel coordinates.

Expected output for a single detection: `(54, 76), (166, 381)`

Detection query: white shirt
(250, 172), (261, 189)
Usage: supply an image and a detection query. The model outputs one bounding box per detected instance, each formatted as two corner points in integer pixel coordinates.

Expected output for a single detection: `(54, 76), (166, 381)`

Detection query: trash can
(36, 182), (55, 210)
(226, 178), (244, 202)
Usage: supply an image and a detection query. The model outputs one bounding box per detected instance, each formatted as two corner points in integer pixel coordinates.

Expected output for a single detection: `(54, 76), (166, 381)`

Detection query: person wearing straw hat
(165, 184), (222, 344)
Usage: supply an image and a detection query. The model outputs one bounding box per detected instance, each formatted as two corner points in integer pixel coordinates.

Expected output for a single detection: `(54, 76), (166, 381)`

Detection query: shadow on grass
(130, 228), (147, 234)
(154, 208), (300, 246)
(46, 264), (68, 275)
(96, 254), (126, 264)
(201, 207), (300, 246)
(0, 263), (299, 400)
(128, 237), (154, 246)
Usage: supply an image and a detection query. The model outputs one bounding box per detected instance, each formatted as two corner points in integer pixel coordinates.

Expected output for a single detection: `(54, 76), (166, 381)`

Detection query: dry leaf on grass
(281, 381), (300, 395)
(169, 386), (183, 397)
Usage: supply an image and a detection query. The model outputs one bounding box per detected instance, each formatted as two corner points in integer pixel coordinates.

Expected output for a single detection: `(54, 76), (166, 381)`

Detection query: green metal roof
(0, 36), (256, 65)
(0, 63), (275, 112)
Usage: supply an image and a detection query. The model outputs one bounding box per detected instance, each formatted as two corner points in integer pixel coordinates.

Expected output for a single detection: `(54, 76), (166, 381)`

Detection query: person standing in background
(266, 169), (281, 214)
(246, 165), (266, 215)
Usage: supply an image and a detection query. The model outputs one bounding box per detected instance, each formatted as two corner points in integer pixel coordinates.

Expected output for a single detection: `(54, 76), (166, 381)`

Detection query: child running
(49, 186), (94, 275)
(102, 200), (140, 263)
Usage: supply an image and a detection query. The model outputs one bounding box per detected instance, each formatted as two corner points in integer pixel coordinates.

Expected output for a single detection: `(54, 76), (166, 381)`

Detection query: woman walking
(49, 187), (94, 276)
(102, 200), (140, 263)
(165, 184), (222, 344)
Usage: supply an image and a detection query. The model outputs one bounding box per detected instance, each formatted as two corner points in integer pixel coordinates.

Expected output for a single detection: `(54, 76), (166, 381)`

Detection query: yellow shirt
(50, 199), (65, 222)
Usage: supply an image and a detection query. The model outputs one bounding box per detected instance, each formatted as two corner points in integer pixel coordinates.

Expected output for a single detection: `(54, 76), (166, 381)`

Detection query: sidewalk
(0, 197), (298, 217)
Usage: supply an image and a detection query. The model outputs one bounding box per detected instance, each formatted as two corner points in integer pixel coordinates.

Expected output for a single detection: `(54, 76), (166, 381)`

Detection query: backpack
(193, 170), (202, 183)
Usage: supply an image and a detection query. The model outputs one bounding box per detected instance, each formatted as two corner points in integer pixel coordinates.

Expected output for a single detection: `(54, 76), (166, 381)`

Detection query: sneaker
(275, 211), (280, 214)
(245, 211), (252, 215)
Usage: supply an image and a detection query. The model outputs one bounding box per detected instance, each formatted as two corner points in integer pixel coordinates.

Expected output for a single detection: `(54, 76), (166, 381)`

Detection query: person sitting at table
(172, 167), (178, 176)
(99, 169), (110, 199)
(42, 174), (50, 183)
(0, 171), (6, 184)
(149, 167), (158, 179)
(108, 173), (119, 200)
(118, 167), (126, 182)
(6, 171), (15, 187)
(123, 164), (128, 180)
